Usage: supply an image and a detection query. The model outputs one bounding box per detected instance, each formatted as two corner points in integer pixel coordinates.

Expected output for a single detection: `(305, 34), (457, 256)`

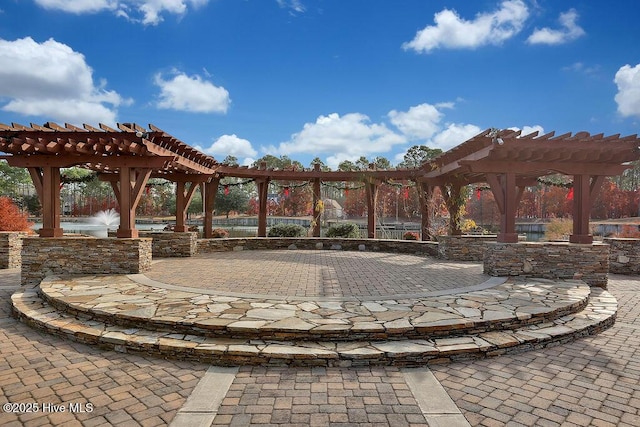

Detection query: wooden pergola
(422, 128), (640, 243)
(212, 162), (427, 239)
(0, 122), (217, 237)
(1, 122), (639, 243)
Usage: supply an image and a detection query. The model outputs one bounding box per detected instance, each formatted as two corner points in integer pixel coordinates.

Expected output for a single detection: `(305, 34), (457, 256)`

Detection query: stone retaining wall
(604, 237), (640, 275)
(437, 235), (498, 261)
(197, 237), (439, 257)
(138, 231), (197, 257)
(484, 242), (609, 288)
(0, 232), (24, 269)
(21, 237), (152, 286)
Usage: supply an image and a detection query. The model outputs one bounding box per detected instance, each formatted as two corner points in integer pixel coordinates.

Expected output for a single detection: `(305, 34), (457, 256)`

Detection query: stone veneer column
(21, 237), (152, 286)
(138, 231), (197, 257)
(604, 237), (640, 275)
(483, 241), (609, 288)
(0, 232), (23, 269)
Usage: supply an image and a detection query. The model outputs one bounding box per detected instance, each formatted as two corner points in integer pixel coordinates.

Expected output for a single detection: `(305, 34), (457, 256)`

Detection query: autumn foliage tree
(0, 196), (33, 232)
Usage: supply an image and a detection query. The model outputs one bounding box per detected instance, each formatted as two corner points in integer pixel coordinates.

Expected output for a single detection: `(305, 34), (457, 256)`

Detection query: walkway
(1, 256), (639, 425)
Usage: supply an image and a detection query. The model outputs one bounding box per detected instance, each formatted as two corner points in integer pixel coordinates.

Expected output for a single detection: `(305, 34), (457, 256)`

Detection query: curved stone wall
(197, 237), (439, 257)
(483, 241), (610, 288)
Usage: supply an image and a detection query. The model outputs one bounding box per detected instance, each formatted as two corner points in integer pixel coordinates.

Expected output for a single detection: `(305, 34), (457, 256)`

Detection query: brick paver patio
(1, 256), (640, 426)
(145, 251), (489, 297)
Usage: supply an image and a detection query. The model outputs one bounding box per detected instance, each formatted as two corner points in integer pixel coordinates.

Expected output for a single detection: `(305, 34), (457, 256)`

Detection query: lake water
(31, 221), (166, 238)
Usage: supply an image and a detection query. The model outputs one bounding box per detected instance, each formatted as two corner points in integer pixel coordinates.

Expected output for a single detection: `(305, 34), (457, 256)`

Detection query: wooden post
(365, 164), (378, 239)
(174, 180), (199, 232)
(34, 166), (63, 237)
(486, 173), (518, 243)
(569, 174), (604, 244)
(257, 176), (270, 237)
(113, 167), (151, 238)
(116, 167), (136, 238)
(312, 163), (321, 237)
(203, 178), (220, 238)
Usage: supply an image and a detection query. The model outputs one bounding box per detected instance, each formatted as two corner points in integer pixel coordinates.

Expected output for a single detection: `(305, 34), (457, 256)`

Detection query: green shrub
(325, 222), (360, 238)
(268, 223), (306, 237)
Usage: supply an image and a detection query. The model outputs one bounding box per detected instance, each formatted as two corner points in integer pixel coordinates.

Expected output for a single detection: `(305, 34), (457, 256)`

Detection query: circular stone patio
(144, 250), (491, 299)
(11, 247), (617, 367)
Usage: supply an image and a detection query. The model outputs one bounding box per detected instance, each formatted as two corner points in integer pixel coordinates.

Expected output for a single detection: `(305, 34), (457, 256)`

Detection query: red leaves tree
(0, 196), (33, 232)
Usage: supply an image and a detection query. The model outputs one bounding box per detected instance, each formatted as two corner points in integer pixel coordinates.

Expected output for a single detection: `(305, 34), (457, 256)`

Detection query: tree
(310, 157), (331, 171)
(0, 196), (33, 231)
(216, 184), (249, 218)
(222, 155), (239, 166)
(398, 145), (443, 168)
(338, 160), (358, 171)
(0, 160), (30, 198)
(252, 155), (303, 170)
(372, 156), (392, 170)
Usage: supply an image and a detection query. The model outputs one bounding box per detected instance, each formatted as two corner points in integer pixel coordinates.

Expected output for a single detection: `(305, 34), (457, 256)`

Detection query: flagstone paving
(33, 273), (591, 341)
(11, 266), (614, 366)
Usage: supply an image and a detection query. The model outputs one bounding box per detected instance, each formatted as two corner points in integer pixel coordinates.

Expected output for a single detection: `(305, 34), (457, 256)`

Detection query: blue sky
(0, 0), (639, 169)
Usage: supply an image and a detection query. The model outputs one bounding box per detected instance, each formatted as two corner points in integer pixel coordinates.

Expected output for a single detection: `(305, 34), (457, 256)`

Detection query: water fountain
(89, 209), (120, 237)
(32, 209), (162, 237)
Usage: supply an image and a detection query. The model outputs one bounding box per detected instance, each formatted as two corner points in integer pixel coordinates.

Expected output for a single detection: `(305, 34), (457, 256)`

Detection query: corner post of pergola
(174, 179), (200, 233)
(256, 163), (270, 237)
(203, 177), (220, 238)
(365, 163), (379, 239)
(312, 163), (322, 237)
(29, 166), (63, 237)
(115, 167), (152, 238)
(416, 180), (434, 241)
(486, 172), (519, 243)
(569, 175), (605, 244)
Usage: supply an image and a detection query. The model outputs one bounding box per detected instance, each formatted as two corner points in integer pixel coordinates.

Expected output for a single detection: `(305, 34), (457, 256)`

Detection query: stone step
(35, 275), (592, 341)
(11, 286), (616, 367)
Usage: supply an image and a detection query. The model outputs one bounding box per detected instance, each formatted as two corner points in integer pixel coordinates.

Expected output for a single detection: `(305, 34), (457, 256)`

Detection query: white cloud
(0, 36), (128, 124)
(276, 0), (305, 14)
(201, 134), (258, 158)
(34, 0), (209, 25)
(432, 123), (482, 149)
(154, 71), (230, 113)
(562, 62), (599, 75)
(614, 64), (640, 118)
(521, 125), (545, 137)
(508, 125), (545, 137)
(402, 0), (529, 53)
(388, 103), (443, 140)
(527, 9), (585, 45)
(275, 113), (406, 169)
